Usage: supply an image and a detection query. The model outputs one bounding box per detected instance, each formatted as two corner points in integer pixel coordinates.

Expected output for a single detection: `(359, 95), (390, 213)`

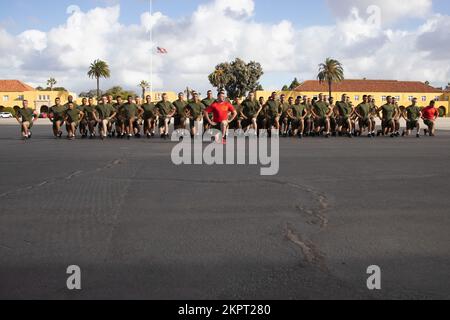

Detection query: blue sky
(0, 0), (335, 34)
(1, 0), (450, 35)
(0, 0), (449, 93)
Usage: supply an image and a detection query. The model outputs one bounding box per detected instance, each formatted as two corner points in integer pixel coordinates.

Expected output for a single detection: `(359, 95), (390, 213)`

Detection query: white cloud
(0, 0), (448, 95)
(326, 0), (433, 24)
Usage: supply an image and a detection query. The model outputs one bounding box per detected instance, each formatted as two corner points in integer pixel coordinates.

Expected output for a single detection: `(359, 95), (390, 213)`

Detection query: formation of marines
(15, 89), (440, 140)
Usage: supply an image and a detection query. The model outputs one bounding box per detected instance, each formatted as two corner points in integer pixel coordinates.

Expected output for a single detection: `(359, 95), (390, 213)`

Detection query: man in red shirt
(204, 91), (237, 144)
(421, 100), (439, 136)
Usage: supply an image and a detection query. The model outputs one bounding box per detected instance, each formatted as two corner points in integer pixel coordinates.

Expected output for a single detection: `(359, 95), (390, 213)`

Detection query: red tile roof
(294, 79), (443, 94)
(0, 80), (35, 92)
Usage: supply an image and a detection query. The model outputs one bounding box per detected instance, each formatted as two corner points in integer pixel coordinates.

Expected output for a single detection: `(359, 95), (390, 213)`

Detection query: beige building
(0, 80), (76, 114)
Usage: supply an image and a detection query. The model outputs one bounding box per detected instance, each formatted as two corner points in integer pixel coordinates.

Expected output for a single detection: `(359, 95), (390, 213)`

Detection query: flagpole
(150, 0), (153, 98)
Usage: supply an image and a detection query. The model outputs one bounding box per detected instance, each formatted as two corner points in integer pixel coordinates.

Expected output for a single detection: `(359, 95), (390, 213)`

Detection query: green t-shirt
(122, 103), (139, 118)
(96, 103), (115, 119)
(381, 104), (396, 120)
(187, 102), (204, 119)
(313, 101), (330, 118)
(82, 105), (97, 120)
(280, 102), (290, 116)
(173, 100), (188, 118)
(336, 101), (352, 117)
(64, 108), (81, 123)
(357, 103), (371, 119)
(241, 99), (260, 118)
(141, 103), (156, 119)
(266, 100), (281, 118)
(156, 101), (175, 117)
(17, 108), (34, 122)
(64, 102), (78, 110)
(406, 105), (421, 121)
(292, 103), (306, 120)
(233, 103), (243, 120)
(201, 98), (215, 108)
(50, 104), (66, 119)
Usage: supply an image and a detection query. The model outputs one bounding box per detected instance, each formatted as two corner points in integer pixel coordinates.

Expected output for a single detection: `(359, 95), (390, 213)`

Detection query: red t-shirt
(205, 101), (235, 123)
(422, 106), (438, 120)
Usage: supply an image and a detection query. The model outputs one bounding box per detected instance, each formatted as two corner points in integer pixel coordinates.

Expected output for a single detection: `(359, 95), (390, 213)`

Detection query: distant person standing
(422, 100), (439, 136)
(15, 100), (37, 140)
(202, 90), (216, 131)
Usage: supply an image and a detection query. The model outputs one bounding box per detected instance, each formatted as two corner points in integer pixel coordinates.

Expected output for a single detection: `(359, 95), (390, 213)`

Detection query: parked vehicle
(0, 112), (13, 118)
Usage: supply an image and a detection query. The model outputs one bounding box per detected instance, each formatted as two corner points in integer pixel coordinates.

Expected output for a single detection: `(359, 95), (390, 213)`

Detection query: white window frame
(3, 95), (9, 102)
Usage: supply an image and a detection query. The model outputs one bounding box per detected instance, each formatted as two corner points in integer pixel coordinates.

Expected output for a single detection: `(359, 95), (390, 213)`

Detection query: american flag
(157, 47), (168, 54)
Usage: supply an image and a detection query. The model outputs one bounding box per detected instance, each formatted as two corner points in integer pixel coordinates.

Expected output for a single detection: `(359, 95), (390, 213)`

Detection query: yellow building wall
(256, 90), (449, 116)
(0, 90), (74, 111)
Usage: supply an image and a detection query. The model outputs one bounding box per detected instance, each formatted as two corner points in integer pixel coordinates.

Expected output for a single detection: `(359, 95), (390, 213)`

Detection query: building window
(354, 95), (360, 101)
(382, 96), (387, 101)
(435, 96), (440, 101)
(408, 96), (413, 101)
(422, 96), (427, 102)
(395, 96), (400, 100)
(18, 95), (24, 101)
(3, 95), (8, 102)
(47, 95), (50, 100)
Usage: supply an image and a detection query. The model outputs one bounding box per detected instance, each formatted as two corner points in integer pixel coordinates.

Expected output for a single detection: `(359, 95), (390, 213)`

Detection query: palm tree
(317, 58), (344, 99)
(87, 59), (111, 99)
(47, 78), (57, 91)
(139, 80), (150, 99)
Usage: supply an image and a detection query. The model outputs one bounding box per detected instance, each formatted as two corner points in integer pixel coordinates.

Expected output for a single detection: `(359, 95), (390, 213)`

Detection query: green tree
(87, 59), (111, 99)
(47, 78), (57, 91)
(317, 58), (344, 98)
(139, 80), (150, 99)
(105, 86), (137, 100)
(289, 77), (301, 90)
(282, 85), (289, 91)
(208, 58), (264, 99)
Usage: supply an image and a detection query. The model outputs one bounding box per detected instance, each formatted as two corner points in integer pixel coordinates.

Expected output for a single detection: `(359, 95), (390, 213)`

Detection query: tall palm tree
(87, 59), (111, 99)
(317, 58), (344, 99)
(139, 80), (150, 99)
(47, 78), (57, 91)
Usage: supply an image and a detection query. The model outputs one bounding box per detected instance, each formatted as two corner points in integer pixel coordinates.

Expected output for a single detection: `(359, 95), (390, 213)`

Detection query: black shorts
(406, 120), (419, 130)
(359, 118), (370, 127)
(382, 119), (394, 128)
(174, 116), (187, 127)
(314, 117), (327, 127)
(241, 118), (254, 128)
(423, 119), (434, 128)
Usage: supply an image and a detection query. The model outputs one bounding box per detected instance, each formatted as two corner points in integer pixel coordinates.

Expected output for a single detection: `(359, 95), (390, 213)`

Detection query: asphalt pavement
(0, 124), (449, 300)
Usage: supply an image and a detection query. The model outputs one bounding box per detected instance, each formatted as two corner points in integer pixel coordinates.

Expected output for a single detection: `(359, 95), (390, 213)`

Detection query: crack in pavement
(285, 223), (328, 272)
